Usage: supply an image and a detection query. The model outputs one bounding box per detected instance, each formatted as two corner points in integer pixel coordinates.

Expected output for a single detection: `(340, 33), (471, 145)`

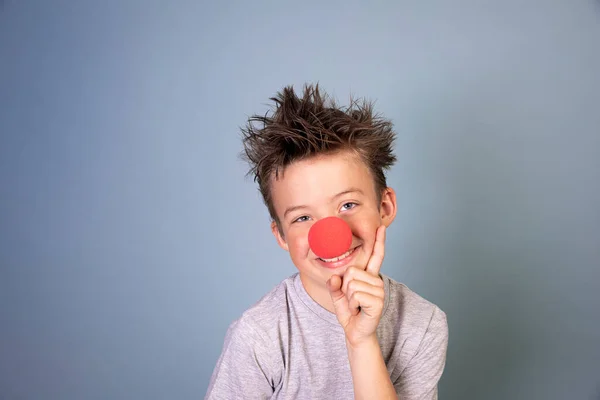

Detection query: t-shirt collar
(292, 272), (391, 327)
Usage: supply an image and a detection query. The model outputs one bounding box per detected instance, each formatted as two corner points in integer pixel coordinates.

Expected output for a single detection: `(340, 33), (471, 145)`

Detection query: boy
(205, 84), (448, 399)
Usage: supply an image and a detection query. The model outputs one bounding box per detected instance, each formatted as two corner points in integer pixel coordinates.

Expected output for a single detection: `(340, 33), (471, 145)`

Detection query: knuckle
(344, 266), (359, 279)
(349, 290), (360, 301)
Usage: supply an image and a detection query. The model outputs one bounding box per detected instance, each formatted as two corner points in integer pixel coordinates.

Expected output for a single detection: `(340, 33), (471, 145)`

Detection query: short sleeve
(205, 318), (277, 400)
(394, 306), (449, 400)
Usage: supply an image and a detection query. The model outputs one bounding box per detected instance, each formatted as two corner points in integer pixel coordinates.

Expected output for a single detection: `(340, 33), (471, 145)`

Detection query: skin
(270, 149), (399, 399)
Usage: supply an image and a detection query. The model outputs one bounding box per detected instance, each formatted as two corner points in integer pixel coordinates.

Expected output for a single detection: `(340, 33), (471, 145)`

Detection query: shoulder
(384, 275), (447, 325)
(206, 277), (297, 398)
(225, 274), (296, 346)
(381, 275), (448, 353)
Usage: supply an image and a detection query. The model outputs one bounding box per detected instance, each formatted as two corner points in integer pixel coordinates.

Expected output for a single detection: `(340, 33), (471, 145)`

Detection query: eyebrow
(283, 188), (364, 218)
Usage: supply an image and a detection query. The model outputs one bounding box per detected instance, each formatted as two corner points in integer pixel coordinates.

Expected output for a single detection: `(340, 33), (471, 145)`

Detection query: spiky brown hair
(241, 84), (397, 230)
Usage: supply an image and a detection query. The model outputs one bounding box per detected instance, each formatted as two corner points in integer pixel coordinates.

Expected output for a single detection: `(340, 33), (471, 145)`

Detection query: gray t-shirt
(205, 273), (448, 399)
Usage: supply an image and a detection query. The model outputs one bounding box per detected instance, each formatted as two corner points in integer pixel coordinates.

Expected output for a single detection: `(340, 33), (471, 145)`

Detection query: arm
(327, 226), (397, 399)
(347, 335), (398, 400)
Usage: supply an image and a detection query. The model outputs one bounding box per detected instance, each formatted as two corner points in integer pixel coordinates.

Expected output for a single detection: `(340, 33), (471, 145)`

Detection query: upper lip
(315, 244), (360, 260)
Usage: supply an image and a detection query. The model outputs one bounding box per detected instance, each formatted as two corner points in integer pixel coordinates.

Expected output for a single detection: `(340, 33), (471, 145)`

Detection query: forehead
(270, 151), (375, 212)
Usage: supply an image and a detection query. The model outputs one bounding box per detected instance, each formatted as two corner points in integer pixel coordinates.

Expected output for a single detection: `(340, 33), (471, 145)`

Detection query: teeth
(320, 248), (354, 263)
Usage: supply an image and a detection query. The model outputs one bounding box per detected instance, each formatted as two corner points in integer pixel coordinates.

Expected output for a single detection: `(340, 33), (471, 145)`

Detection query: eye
(340, 202), (357, 211)
(293, 215), (310, 223)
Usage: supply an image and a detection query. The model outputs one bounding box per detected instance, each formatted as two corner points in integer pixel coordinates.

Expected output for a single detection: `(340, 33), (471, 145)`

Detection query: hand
(326, 225), (386, 347)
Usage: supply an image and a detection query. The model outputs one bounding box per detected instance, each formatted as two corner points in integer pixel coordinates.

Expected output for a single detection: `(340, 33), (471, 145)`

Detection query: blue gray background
(1, 1), (599, 399)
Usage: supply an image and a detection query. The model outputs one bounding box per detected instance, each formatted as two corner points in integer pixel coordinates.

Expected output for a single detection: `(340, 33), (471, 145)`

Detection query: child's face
(270, 150), (397, 298)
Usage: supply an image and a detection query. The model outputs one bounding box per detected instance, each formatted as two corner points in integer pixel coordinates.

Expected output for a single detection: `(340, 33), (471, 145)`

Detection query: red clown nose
(308, 217), (353, 259)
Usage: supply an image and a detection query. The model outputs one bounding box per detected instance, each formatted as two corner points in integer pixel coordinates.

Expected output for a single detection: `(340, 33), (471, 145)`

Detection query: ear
(271, 221), (289, 252)
(380, 187), (397, 227)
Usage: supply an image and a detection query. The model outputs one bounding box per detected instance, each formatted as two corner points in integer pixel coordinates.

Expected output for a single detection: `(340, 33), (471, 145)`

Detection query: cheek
(286, 226), (311, 257)
(346, 211), (379, 237)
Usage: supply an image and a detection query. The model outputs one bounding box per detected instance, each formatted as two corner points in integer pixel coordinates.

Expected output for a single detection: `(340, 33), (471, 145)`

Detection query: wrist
(346, 333), (379, 352)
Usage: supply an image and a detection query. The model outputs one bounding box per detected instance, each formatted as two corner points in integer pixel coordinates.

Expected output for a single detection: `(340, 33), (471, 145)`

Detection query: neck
(299, 274), (336, 313)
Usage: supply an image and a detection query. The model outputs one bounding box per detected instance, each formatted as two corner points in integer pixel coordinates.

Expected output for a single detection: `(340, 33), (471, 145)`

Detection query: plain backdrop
(1, 1), (599, 399)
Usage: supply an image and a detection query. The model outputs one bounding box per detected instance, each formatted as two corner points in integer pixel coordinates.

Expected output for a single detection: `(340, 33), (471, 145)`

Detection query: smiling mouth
(318, 246), (357, 263)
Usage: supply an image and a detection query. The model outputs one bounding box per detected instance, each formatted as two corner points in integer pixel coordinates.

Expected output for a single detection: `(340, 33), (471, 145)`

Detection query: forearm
(346, 335), (398, 400)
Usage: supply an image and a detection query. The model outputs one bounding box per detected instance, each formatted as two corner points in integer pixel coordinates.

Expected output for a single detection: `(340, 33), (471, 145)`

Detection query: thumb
(327, 275), (351, 328)
(326, 275), (344, 302)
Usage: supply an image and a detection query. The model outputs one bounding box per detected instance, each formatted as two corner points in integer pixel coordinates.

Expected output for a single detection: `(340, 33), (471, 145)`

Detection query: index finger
(365, 225), (386, 276)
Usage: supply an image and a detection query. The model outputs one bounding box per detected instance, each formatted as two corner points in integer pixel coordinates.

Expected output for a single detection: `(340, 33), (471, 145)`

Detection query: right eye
(293, 216), (310, 223)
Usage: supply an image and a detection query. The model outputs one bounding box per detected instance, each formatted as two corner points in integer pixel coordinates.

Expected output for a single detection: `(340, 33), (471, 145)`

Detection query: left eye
(341, 202), (357, 211)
